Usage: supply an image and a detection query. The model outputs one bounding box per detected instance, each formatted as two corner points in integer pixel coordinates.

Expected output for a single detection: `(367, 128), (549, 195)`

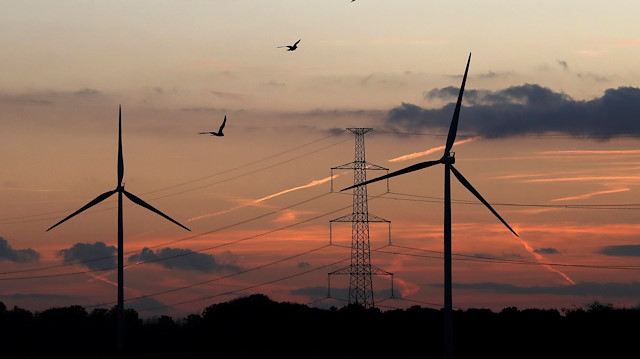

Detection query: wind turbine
(47, 105), (190, 352)
(342, 53), (518, 359)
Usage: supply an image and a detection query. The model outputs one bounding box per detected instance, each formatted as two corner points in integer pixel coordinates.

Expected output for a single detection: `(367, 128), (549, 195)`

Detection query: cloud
(391, 85), (640, 139)
(265, 80), (286, 88)
(557, 60), (569, 71)
(297, 262), (311, 269)
(476, 71), (513, 79)
(210, 90), (244, 101)
(0, 88), (105, 105)
(0, 91), (54, 105)
(128, 247), (242, 273)
(0, 237), (40, 263)
(470, 252), (524, 260)
(180, 107), (226, 113)
(598, 245), (640, 257)
(577, 72), (609, 83)
(442, 281), (640, 297)
(534, 248), (561, 255)
(73, 88), (101, 97)
(57, 242), (117, 270)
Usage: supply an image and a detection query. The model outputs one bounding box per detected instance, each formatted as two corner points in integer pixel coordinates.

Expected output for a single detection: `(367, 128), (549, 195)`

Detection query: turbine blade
(118, 105), (124, 186)
(444, 53), (472, 155)
(46, 189), (117, 231)
(449, 165), (518, 237)
(341, 160), (441, 192)
(123, 190), (190, 231)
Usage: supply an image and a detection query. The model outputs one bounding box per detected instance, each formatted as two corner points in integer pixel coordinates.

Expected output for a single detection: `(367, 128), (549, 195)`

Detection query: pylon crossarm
(330, 214), (354, 223)
(370, 265), (393, 276)
(366, 213), (390, 223)
(363, 162), (389, 171)
(328, 265), (352, 276)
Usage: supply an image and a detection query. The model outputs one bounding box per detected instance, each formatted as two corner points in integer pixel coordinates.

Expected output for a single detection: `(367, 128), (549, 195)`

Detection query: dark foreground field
(1, 294), (638, 358)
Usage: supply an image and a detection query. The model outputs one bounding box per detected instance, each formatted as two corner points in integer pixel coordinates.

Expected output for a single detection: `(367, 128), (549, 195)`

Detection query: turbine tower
(47, 105), (190, 352)
(342, 54), (519, 359)
(329, 128), (392, 308)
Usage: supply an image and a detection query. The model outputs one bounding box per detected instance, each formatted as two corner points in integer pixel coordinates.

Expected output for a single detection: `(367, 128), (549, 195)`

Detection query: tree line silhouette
(0, 294), (638, 358)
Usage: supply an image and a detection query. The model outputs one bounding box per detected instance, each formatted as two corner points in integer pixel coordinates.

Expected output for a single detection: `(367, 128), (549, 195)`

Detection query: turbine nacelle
(440, 152), (455, 165)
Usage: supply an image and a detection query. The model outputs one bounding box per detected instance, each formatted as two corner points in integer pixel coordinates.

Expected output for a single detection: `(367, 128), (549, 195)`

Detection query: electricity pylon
(328, 128), (393, 308)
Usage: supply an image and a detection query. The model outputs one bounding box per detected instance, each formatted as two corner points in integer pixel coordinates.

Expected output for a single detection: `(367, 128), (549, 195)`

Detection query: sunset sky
(2, 1), (640, 318)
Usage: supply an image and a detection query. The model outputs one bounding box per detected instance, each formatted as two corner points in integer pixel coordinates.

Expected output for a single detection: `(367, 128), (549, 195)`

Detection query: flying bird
(278, 39), (301, 51)
(200, 115), (227, 137)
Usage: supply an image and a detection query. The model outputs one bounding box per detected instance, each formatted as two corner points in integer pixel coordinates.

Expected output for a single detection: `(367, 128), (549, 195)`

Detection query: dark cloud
(0, 237), (40, 263)
(0, 91), (54, 105)
(598, 245), (640, 257)
(360, 73), (407, 88)
(210, 90), (244, 101)
(0, 88), (104, 105)
(477, 71), (513, 79)
(128, 247), (242, 273)
(180, 107), (226, 113)
(297, 261), (311, 269)
(470, 252), (524, 260)
(389, 84), (640, 139)
(265, 80), (286, 88)
(577, 72), (609, 83)
(534, 248), (560, 255)
(73, 88), (101, 97)
(557, 60), (569, 71)
(439, 281), (640, 297)
(57, 242), (116, 270)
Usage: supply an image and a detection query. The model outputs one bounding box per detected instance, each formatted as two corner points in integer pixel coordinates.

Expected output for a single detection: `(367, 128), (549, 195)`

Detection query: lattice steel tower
(329, 128), (392, 308)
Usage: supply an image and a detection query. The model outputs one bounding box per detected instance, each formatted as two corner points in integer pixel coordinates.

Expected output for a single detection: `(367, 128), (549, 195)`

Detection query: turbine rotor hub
(441, 152), (456, 165)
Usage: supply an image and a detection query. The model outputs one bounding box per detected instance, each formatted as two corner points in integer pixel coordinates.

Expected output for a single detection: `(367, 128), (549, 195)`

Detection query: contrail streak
(388, 136), (481, 163)
(552, 188), (630, 202)
(187, 174), (340, 223)
(86, 271), (118, 287)
(518, 238), (576, 285)
(253, 176), (335, 204)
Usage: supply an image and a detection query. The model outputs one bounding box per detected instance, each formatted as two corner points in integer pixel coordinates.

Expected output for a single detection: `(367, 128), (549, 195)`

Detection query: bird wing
(218, 116), (227, 132)
(199, 132), (215, 135)
(294, 39), (301, 46)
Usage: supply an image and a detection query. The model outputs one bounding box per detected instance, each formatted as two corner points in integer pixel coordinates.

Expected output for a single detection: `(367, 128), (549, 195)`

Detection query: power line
(87, 243), (336, 308)
(373, 130), (640, 140)
(0, 131), (349, 224)
(138, 252), (354, 310)
(384, 191), (640, 211)
(375, 243), (640, 271)
(0, 192), (335, 279)
(143, 130), (347, 196)
(2, 190), (390, 279)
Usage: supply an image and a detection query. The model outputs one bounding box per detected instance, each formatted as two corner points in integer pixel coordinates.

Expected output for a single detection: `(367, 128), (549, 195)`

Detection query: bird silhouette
(200, 115), (227, 137)
(278, 39), (301, 51)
